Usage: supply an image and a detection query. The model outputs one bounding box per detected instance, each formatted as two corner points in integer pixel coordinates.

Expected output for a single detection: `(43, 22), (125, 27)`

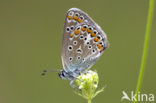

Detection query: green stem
(88, 99), (91, 103)
(134, 0), (155, 103)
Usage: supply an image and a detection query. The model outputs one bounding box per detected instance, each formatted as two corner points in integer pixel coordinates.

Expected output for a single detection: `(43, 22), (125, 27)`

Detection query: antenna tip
(43, 70), (47, 72)
(40, 73), (46, 76)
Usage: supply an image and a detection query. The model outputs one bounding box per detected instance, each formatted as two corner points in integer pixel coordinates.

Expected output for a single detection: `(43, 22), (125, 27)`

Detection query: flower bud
(73, 70), (105, 102)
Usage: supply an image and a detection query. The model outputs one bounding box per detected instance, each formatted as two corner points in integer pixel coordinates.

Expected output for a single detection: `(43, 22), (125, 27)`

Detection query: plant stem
(134, 0), (155, 103)
(88, 99), (91, 103)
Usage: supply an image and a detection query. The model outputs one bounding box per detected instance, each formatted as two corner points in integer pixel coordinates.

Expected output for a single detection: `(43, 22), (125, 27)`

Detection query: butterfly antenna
(40, 69), (62, 76)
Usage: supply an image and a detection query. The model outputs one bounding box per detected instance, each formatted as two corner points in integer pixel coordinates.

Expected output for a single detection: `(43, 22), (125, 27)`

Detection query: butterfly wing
(61, 8), (108, 73)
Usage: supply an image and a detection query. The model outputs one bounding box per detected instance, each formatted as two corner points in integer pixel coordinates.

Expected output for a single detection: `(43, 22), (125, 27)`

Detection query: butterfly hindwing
(61, 8), (108, 73)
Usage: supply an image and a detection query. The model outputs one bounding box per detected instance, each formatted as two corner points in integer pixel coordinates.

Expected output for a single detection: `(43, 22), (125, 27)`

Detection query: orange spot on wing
(68, 16), (72, 19)
(87, 29), (93, 33)
(78, 18), (83, 23)
(94, 37), (100, 42)
(91, 32), (96, 37)
(97, 44), (103, 51)
(81, 28), (87, 31)
(70, 34), (74, 38)
(73, 16), (78, 20)
(74, 30), (80, 35)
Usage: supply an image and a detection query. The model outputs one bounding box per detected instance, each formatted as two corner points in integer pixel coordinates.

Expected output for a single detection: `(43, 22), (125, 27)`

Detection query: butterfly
(42, 8), (108, 85)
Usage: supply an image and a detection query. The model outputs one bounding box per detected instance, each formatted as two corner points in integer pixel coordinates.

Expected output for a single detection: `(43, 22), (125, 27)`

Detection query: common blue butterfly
(42, 8), (108, 85)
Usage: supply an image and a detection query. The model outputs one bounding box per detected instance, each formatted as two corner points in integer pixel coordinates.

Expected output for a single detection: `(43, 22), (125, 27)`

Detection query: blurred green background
(0, 0), (156, 103)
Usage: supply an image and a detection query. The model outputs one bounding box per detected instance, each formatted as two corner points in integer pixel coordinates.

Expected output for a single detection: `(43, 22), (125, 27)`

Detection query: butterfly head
(58, 70), (67, 79)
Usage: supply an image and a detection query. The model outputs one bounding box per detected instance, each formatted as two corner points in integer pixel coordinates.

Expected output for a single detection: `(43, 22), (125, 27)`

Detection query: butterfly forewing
(61, 8), (108, 73)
